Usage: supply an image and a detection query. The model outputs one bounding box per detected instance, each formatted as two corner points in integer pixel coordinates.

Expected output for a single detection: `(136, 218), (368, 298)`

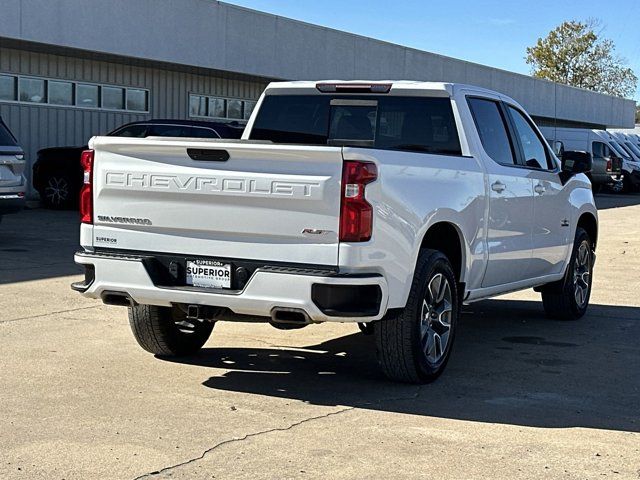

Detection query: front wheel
(541, 227), (593, 320)
(128, 305), (214, 356)
(375, 250), (458, 383)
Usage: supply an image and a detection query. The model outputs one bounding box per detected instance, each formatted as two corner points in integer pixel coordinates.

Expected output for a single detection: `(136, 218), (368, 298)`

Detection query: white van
(539, 127), (623, 191)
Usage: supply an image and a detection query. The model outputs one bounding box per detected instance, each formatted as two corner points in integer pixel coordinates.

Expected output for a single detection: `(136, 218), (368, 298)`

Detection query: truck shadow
(0, 209), (82, 284)
(164, 299), (640, 433)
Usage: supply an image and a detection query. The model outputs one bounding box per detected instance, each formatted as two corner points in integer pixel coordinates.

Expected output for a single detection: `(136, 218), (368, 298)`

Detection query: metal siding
(0, 45), (267, 198)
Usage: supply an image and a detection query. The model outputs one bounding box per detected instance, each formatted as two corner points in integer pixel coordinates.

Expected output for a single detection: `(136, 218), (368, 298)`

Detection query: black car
(33, 119), (245, 209)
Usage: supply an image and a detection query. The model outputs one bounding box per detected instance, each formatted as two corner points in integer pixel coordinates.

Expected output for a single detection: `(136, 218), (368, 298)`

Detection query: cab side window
(467, 97), (516, 166)
(507, 106), (554, 170)
(113, 124), (148, 138)
(190, 127), (221, 139)
(148, 125), (192, 137)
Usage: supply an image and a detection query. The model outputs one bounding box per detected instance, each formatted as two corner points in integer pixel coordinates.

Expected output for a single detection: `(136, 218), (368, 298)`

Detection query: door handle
(491, 181), (506, 193)
(534, 183), (546, 195)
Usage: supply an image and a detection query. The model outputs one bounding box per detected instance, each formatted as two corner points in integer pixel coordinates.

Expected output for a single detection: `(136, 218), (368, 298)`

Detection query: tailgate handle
(187, 149), (229, 162)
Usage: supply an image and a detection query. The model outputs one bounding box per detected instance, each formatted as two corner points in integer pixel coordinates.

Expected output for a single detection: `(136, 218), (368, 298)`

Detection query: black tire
(375, 249), (459, 384)
(541, 227), (593, 320)
(41, 173), (75, 209)
(128, 305), (214, 356)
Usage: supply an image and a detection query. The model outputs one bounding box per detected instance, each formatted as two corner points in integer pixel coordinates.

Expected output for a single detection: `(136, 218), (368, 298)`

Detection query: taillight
(339, 161), (377, 242)
(79, 149), (94, 224)
(606, 159), (612, 172)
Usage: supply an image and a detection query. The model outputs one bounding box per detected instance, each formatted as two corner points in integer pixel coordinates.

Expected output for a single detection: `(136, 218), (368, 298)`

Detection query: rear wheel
(128, 305), (214, 356)
(541, 227), (593, 320)
(42, 173), (75, 209)
(375, 250), (458, 383)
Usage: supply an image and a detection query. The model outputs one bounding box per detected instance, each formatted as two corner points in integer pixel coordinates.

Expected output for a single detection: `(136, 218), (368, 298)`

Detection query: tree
(526, 20), (637, 98)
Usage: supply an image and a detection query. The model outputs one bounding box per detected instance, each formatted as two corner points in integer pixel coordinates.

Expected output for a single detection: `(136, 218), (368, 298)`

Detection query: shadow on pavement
(595, 192), (640, 210)
(165, 299), (640, 433)
(0, 209), (82, 284)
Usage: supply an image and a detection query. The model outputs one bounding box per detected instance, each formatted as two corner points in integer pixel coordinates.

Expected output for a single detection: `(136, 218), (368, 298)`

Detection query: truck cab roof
(263, 80), (517, 103)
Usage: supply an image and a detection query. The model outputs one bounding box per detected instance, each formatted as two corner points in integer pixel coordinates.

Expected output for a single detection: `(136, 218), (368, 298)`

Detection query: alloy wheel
(44, 176), (70, 205)
(420, 273), (453, 364)
(573, 241), (591, 308)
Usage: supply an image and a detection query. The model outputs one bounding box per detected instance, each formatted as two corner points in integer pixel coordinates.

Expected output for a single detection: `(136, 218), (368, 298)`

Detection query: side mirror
(560, 150), (592, 184)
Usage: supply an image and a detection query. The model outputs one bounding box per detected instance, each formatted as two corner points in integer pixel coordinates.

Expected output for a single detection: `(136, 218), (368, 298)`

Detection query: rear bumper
(73, 251), (388, 322)
(0, 193), (25, 215)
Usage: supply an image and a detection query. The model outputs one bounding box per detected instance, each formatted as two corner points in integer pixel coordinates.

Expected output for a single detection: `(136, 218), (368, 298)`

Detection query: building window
(244, 101), (256, 120)
(76, 83), (99, 108)
(189, 93), (256, 121)
(227, 99), (243, 120)
(19, 77), (46, 103)
(0, 72), (150, 113)
(0, 75), (17, 101)
(209, 98), (226, 118)
(189, 95), (207, 117)
(102, 86), (125, 110)
(126, 89), (148, 112)
(48, 80), (74, 106)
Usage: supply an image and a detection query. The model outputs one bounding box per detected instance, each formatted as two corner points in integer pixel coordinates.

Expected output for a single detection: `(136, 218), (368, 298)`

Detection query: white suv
(0, 117), (26, 223)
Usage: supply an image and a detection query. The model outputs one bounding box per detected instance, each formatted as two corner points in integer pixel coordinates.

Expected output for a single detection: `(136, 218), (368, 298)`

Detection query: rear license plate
(186, 260), (231, 289)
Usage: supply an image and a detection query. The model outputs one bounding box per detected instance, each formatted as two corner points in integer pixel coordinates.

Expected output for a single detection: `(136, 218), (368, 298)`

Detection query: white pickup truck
(73, 81), (598, 383)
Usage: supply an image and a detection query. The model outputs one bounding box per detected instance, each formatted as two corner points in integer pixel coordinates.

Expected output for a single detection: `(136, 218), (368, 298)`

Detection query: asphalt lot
(1, 195), (639, 479)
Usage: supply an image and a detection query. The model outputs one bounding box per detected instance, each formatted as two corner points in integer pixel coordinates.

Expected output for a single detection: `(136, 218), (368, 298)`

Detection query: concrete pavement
(0, 196), (638, 479)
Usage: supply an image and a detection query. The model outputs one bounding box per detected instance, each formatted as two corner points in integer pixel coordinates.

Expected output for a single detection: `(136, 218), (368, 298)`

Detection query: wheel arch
(577, 212), (598, 250)
(419, 221), (466, 283)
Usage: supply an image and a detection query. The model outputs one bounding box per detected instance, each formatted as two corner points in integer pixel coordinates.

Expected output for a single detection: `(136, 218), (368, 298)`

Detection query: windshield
(250, 95), (462, 155)
(609, 140), (631, 159)
(624, 141), (640, 158)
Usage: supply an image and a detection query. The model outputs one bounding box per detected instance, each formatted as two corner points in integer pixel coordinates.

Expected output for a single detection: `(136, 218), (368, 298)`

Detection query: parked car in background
(0, 116), (26, 224)
(540, 127), (623, 193)
(33, 119), (245, 209)
(606, 132), (640, 192)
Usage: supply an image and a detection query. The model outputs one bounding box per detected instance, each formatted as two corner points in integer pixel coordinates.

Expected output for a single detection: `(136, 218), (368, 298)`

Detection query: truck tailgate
(90, 137), (343, 265)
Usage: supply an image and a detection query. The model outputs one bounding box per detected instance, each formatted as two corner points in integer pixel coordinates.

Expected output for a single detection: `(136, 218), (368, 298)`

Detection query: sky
(224, 0), (640, 100)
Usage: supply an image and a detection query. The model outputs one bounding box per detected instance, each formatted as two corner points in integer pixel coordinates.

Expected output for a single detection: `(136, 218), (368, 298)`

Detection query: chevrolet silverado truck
(72, 81), (598, 383)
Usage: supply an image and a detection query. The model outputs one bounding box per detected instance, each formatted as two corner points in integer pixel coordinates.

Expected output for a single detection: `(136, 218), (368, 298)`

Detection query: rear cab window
(249, 95), (462, 156)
